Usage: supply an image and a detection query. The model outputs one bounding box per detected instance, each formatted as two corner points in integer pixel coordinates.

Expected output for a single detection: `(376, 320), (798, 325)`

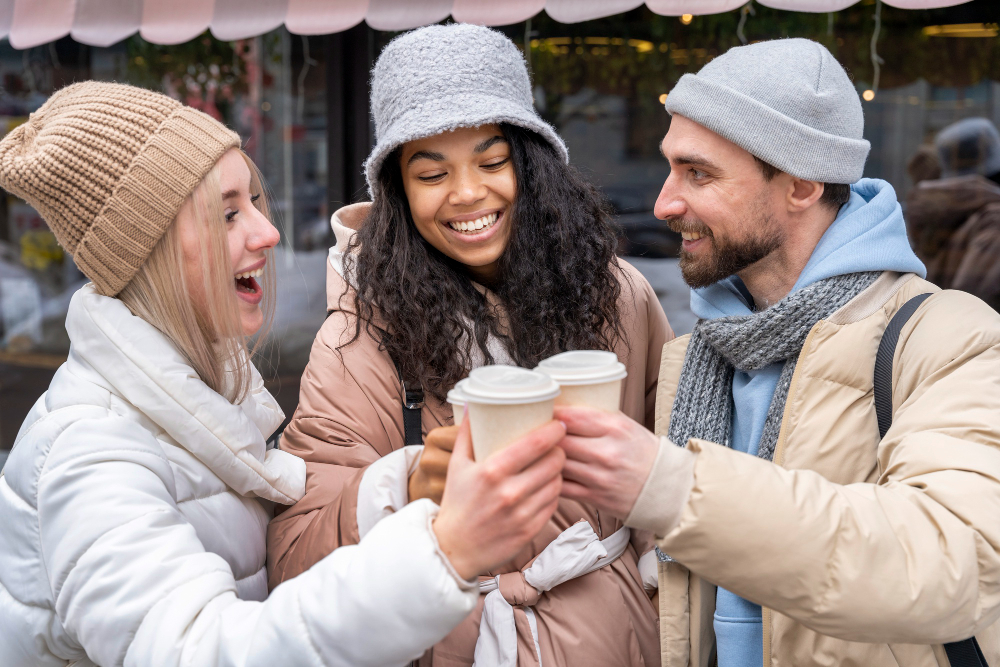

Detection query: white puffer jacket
(0, 285), (477, 667)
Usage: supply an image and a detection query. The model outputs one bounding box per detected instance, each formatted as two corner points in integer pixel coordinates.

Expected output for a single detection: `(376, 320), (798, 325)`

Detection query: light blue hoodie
(688, 179), (926, 667)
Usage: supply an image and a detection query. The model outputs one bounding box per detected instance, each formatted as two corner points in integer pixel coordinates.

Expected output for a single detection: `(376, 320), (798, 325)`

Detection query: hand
(409, 426), (457, 504)
(555, 406), (660, 519)
(433, 415), (566, 580)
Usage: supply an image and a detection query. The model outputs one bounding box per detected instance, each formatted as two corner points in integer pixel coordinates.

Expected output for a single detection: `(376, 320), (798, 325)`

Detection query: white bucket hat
(364, 23), (569, 199)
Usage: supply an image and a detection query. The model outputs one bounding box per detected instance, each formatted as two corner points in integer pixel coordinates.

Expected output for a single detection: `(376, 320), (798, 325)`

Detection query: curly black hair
(343, 123), (628, 402)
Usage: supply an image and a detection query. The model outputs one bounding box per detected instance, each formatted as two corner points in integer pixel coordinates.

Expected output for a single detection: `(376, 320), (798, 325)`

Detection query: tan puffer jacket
(267, 203), (674, 667)
(629, 271), (1000, 666)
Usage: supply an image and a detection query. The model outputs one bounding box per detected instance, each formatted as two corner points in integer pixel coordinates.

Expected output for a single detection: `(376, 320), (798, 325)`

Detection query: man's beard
(670, 198), (783, 289)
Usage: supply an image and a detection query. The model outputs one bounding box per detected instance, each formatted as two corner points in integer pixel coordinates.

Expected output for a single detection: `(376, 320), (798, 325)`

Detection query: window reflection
(0, 1), (998, 457)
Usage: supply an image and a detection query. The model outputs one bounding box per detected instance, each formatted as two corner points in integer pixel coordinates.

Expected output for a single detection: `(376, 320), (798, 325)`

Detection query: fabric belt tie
(472, 522), (631, 667)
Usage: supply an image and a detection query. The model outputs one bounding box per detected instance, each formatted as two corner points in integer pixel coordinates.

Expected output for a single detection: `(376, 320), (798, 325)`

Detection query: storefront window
(0, 29), (331, 448)
(519, 1), (999, 329)
(0, 1), (997, 460)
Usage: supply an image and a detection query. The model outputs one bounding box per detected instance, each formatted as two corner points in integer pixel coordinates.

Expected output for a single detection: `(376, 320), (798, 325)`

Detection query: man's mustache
(665, 217), (713, 237)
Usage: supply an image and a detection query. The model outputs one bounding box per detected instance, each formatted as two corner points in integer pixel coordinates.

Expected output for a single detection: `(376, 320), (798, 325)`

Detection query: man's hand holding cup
(555, 406), (660, 519)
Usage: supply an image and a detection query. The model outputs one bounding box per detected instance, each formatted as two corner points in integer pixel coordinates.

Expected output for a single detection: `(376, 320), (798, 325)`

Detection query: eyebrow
(474, 135), (508, 153)
(407, 150), (446, 166)
(221, 188), (240, 200)
(672, 153), (721, 172)
(405, 136), (508, 167)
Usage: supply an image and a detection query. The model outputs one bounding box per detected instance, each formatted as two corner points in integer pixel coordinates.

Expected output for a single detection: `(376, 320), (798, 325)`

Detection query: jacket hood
(905, 175), (1000, 258)
(326, 202), (370, 314)
(692, 178), (926, 319)
(60, 285), (306, 504)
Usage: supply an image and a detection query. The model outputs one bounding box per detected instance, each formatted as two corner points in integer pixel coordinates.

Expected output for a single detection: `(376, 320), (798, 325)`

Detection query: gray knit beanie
(935, 117), (1000, 179)
(364, 23), (568, 199)
(665, 38), (870, 184)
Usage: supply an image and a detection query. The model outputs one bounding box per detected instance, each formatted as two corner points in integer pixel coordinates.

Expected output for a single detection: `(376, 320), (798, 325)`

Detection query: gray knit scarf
(668, 271), (880, 462)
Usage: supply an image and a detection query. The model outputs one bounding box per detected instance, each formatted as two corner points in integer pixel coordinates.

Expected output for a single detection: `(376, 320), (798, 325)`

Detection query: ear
(786, 177), (825, 213)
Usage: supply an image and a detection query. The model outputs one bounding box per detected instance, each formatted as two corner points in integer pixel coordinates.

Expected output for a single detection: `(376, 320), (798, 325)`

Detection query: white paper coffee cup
(463, 365), (561, 461)
(535, 350), (627, 412)
(446, 379), (470, 425)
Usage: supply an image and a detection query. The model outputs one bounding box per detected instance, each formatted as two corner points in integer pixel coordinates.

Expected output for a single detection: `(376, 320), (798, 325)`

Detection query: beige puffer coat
(629, 271), (1000, 666)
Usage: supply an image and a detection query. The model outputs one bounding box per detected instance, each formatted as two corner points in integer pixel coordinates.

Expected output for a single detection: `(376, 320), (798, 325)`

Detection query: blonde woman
(0, 82), (565, 667)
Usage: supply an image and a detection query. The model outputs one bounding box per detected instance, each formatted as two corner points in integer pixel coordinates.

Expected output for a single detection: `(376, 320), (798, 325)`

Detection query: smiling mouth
(235, 267), (263, 296)
(668, 219), (712, 242)
(446, 211), (500, 234)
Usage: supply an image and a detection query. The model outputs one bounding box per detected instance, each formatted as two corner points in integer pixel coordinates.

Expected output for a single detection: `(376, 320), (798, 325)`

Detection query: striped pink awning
(0, 0), (974, 49)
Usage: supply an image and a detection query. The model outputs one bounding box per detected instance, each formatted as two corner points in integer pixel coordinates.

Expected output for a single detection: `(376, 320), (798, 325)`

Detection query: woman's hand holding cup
(409, 425), (457, 504)
(432, 414), (566, 581)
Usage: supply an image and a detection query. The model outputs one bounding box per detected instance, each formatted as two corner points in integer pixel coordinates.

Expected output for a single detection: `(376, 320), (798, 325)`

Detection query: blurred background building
(0, 0), (998, 464)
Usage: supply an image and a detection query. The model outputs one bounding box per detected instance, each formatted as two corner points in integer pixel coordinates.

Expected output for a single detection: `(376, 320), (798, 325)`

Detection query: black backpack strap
(392, 353), (425, 446)
(266, 414), (292, 450)
(946, 640), (990, 667)
(874, 293), (987, 667)
(873, 293), (932, 438)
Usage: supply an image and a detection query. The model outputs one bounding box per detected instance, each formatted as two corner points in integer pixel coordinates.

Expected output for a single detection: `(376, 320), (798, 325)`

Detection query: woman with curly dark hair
(268, 23), (673, 666)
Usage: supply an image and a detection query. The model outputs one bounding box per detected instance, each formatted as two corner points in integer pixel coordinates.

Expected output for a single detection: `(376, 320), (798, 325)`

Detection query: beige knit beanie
(0, 81), (241, 296)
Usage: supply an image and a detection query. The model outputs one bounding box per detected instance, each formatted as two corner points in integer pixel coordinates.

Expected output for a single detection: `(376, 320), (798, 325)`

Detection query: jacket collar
(327, 202), (370, 313)
(64, 285), (305, 504)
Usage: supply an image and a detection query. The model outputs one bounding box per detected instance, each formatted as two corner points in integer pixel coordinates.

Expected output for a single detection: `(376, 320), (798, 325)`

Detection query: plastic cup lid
(463, 365), (561, 405)
(447, 379), (470, 405)
(535, 350), (627, 385)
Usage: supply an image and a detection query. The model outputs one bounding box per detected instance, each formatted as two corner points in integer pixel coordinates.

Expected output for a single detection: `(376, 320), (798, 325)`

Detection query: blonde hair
(118, 150), (276, 404)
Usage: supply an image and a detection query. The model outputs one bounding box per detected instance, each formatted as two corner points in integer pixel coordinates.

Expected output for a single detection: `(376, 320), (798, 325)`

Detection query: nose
(654, 171), (686, 221)
(247, 204), (281, 252)
(448, 167), (488, 207)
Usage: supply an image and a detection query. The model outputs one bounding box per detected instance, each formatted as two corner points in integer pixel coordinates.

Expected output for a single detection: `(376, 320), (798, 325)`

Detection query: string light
(659, 93), (668, 104)
(923, 23), (998, 38)
(738, 2), (755, 45)
(868, 0), (884, 100)
(680, 14), (693, 25)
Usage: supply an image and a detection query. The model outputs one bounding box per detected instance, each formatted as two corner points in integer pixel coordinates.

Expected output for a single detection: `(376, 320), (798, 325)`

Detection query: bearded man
(556, 38), (1000, 667)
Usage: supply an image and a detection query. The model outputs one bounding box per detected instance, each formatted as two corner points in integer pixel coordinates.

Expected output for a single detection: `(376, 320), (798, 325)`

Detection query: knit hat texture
(364, 23), (568, 199)
(935, 117), (1000, 179)
(0, 81), (241, 296)
(665, 38), (870, 184)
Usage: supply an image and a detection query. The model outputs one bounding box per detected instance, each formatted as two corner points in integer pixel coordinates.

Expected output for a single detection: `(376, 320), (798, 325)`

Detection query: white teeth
(681, 231), (703, 241)
(448, 212), (499, 233)
(236, 268), (264, 280)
